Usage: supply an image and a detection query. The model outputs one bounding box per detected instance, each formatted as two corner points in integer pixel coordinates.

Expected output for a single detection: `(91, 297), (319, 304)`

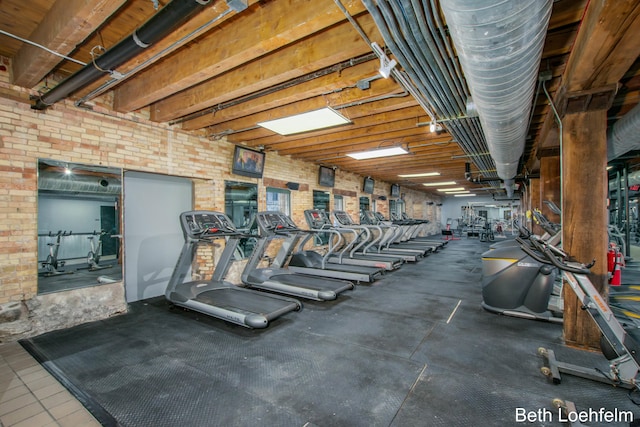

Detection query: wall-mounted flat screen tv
(390, 183), (400, 198)
(363, 176), (375, 194)
(232, 145), (265, 179)
(318, 166), (335, 188)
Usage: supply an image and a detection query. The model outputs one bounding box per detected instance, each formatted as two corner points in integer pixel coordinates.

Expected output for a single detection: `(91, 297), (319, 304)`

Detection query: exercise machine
(241, 211), (355, 301)
(262, 211), (384, 283)
(304, 209), (403, 271)
(531, 237), (640, 391)
(360, 210), (431, 257)
(333, 210), (421, 262)
(165, 210), (301, 328)
(86, 230), (113, 271)
(388, 213), (441, 252)
(481, 236), (562, 323)
(41, 230), (74, 276)
(479, 221), (495, 242)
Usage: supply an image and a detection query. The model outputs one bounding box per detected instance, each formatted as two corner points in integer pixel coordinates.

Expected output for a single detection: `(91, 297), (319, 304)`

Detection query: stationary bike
(86, 230), (112, 271)
(41, 230), (73, 276)
(479, 220), (495, 242)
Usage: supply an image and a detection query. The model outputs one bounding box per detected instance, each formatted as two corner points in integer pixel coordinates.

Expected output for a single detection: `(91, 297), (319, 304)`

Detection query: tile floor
(0, 342), (100, 427)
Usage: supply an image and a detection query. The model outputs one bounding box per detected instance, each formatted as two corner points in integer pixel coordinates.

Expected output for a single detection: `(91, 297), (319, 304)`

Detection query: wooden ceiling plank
(222, 89), (416, 143)
(273, 128), (450, 159)
(548, 0), (588, 31)
(11, 0), (127, 88)
(251, 110), (430, 153)
(150, 14), (382, 122)
(181, 59), (382, 130)
(209, 76), (402, 137)
(114, 0), (367, 112)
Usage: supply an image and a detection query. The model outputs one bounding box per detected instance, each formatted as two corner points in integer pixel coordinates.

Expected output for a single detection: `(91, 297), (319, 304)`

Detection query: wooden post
(561, 109), (608, 350)
(540, 155), (561, 226)
(528, 178), (542, 235)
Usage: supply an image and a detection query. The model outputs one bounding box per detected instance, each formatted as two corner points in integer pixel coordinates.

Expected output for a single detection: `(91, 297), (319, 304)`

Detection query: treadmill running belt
(194, 288), (296, 314)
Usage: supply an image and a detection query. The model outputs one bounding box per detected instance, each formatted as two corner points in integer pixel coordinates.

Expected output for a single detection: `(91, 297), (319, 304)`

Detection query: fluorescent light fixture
(437, 187), (465, 192)
(398, 172), (440, 178)
(423, 181), (456, 187)
(347, 146), (409, 160)
(444, 190), (471, 194)
(257, 107), (351, 135)
(454, 194), (477, 197)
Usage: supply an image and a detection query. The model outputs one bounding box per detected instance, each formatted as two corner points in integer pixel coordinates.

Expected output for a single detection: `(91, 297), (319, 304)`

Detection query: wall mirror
(224, 180), (258, 259)
(37, 159), (122, 294)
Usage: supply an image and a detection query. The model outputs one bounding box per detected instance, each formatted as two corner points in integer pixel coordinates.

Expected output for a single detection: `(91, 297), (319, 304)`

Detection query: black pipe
(32, 0), (211, 110)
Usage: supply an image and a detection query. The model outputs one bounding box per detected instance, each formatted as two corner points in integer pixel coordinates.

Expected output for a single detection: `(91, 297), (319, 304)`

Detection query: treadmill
(241, 211), (355, 300)
(361, 210), (432, 256)
(397, 212), (447, 249)
(382, 212), (444, 252)
(255, 211), (383, 284)
(304, 209), (403, 271)
(165, 210), (301, 329)
(332, 210), (422, 262)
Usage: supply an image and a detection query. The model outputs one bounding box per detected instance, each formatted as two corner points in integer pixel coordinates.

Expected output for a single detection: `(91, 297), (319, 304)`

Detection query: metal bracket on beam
(226, 0), (248, 12)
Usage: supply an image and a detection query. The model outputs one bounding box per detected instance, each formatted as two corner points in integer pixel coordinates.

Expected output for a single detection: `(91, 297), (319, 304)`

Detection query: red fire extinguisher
(608, 243), (624, 286)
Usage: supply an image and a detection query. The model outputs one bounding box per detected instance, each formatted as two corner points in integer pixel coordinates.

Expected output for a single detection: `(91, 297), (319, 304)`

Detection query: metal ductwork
(361, 0), (499, 191)
(38, 174), (121, 195)
(441, 0), (553, 196)
(607, 102), (640, 161)
(32, 0), (211, 110)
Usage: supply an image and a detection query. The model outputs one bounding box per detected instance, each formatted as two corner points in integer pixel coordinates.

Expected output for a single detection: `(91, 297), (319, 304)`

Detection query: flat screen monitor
(363, 177), (374, 194)
(232, 145), (265, 179)
(390, 183), (400, 198)
(318, 166), (335, 188)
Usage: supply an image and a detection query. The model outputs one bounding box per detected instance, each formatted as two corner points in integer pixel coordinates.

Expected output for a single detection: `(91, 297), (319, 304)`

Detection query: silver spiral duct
(608, 102), (640, 161)
(441, 0), (553, 194)
(38, 174), (121, 195)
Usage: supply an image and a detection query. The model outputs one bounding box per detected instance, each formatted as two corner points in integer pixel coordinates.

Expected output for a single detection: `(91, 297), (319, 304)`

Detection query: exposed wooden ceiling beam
(209, 76), (404, 138)
(149, 13), (383, 122)
(12, 0), (127, 88)
(113, 0), (367, 113)
(564, 0), (640, 93)
(181, 59), (382, 130)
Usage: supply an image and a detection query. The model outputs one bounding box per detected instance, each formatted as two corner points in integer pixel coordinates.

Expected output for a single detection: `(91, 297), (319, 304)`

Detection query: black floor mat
(21, 238), (640, 426)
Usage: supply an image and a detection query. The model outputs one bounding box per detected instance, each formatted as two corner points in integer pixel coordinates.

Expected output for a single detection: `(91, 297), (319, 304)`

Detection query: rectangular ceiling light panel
(257, 107), (351, 135)
(398, 172), (441, 178)
(347, 146), (409, 160)
(423, 181), (456, 187)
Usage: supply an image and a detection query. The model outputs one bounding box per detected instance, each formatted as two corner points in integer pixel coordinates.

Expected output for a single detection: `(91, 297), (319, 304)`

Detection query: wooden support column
(540, 155), (561, 225)
(561, 109), (608, 350)
(528, 178), (542, 235)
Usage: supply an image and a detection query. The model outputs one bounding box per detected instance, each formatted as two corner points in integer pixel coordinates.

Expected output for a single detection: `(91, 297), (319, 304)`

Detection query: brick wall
(0, 65), (441, 339)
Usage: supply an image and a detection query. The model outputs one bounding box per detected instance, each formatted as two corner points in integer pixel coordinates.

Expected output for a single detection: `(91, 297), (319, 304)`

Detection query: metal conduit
(361, 0), (500, 186)
(32, 0), (212, 110)
(441, 0), (553, 195)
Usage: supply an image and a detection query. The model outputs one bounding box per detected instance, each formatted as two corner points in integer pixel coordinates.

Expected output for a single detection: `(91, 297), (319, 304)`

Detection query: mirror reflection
(37, 159), (122, 294)
(224, 180), (258, 259)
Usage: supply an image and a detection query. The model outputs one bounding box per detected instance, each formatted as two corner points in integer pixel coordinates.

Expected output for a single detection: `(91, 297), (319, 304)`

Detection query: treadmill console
(332, 210), (354, 226)
(180, 211), (237, 240)
(361, 210), (378, 225)
(304, 209), (330, 229)
(256, 211), (299, 235)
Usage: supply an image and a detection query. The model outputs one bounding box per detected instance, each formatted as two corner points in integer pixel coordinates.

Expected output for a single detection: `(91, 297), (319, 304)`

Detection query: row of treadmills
(164, 209), (447, 328)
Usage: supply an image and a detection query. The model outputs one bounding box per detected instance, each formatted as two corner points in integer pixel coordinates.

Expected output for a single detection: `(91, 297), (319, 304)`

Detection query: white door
(123, 172), (192, 302)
